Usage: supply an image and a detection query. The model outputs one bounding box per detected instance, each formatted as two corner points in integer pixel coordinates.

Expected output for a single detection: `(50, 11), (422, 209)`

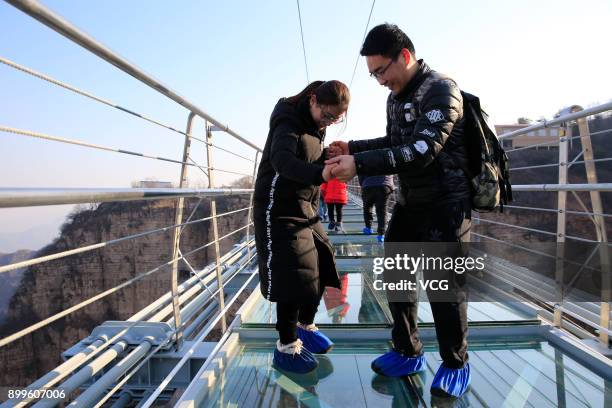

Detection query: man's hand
(327, 141), (349, 158)
(322, 163), (337, 181)
(325, 155), (356, 182)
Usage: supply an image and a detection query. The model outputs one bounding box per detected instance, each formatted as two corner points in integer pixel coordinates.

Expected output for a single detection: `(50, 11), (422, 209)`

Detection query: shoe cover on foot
(431, 363), (471, 397)
(297, 323), (334, 354)
(273, 339), (318, 374)
(371, 350), (425, 377)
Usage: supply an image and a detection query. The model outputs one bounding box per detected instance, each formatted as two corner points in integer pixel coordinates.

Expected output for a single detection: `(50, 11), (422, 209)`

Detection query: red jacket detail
(322, 179), (348, 204)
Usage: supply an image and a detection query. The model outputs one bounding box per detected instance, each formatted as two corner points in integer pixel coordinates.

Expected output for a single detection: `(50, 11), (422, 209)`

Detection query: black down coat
(253, 97), (340, 303)
(349, 60), (471, 207)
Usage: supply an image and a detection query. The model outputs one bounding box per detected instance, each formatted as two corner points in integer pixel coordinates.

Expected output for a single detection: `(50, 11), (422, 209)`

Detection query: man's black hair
(360, 23), (415, 58)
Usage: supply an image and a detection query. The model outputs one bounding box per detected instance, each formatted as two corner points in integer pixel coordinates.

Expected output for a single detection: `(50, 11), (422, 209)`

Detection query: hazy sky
(1, 0), (611, 251)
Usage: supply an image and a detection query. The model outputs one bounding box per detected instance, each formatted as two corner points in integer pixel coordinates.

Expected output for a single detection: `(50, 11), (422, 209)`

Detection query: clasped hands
(323, 141), (356, 182)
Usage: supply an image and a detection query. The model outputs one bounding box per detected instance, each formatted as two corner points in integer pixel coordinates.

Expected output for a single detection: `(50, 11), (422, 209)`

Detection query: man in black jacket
(326, 23), (472, 398)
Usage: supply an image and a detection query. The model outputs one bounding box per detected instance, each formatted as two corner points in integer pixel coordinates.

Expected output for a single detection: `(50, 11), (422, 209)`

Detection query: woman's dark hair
(286, 80), (350, 109)
(360, 23), (415, 59)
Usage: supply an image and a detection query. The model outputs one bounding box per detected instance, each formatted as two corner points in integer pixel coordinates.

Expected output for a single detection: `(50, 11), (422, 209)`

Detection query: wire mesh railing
(479, 103), (611, 345)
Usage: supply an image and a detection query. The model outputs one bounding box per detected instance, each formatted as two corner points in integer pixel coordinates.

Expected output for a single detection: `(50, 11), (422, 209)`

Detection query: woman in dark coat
(253, 80), (350, 373)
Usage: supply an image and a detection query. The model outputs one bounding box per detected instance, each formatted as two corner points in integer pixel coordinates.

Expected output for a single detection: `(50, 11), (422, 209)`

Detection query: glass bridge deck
(199, 337), (609, 407)
(194, 203), (611, 407)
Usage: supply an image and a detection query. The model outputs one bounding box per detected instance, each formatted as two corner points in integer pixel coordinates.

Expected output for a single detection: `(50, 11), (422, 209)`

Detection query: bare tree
(229, 176), (253, 188)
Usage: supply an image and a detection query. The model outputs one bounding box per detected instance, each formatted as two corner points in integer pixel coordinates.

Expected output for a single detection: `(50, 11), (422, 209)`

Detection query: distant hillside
(0, 250), (36, 325)
(0, 196), (249, 387)
(0, 220), (63, 254)
(0, 250), (37, 266)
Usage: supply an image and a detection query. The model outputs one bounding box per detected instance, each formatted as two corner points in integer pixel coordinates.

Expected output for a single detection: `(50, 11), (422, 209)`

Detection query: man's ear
(401, 48), (411, 66)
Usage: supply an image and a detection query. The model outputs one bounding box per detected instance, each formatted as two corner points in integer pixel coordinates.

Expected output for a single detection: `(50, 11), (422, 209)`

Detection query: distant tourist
(253, 80), (350, 374)
(358, 175), (395, 242)
(318, 185), (328, 222)
(321, 178), (348, 232)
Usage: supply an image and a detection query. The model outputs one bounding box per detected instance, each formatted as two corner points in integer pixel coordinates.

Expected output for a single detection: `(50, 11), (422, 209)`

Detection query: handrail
(140, 270), (258, 408)
(0, 187), (253, 208)
(4, 0), (262, 152)
(0, 125), (252, 177)
(498, 101), (612, 139)
(506, 128), (611, 153)
(511, 183), (612, 192)
(1, 2), (263, 405)
(0, 56), (257, 162)
(510, 158), (612, 172)
(503, 204), (611, 218)
(0, 206), (252, 274)
(0, 223), (252, 348)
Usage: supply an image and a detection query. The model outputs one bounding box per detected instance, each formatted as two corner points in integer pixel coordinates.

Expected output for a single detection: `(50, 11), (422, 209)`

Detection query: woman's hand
(322, 163), (338, 181)
(327, 141), (349, 158)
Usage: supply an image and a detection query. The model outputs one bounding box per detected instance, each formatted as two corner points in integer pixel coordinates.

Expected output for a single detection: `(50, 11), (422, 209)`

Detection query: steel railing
(480, 103), (611, 345)
(0, 0), (263, 406)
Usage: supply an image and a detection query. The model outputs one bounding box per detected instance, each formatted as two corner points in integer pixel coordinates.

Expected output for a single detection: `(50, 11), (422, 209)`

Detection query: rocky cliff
(0, 196), (250, 387)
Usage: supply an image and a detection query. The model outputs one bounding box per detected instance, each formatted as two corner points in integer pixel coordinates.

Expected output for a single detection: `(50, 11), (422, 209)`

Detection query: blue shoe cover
(362, 227), (373, 235)
(371, 350), (425, 377)
(273, 339), (318, 374)
(297, 324), (334, 354)
(377, 235), (385, 243)
(431, 363), (471, 397)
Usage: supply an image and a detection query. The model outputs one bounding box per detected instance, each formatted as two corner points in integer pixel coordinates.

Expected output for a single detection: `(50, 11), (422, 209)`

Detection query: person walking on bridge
(321, 178), (348, 232)
(253, 80), (350, 374)
(359, 175), (395, 242)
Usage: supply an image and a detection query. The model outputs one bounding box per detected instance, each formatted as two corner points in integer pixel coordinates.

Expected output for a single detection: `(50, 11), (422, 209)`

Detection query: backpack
(459, 91), (512, 212)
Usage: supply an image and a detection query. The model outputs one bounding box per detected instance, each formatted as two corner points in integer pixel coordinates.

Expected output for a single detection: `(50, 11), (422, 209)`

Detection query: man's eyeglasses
(369, 57), (395, 79)
(319, 106), (345, 124)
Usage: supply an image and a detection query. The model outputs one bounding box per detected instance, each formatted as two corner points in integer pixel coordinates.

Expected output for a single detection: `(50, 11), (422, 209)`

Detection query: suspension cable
(349, 0), (376, 89)
(295, 0), (310, 84)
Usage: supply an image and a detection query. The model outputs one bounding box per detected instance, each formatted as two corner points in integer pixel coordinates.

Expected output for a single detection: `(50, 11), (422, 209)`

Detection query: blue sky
(1, 0), (611, 251)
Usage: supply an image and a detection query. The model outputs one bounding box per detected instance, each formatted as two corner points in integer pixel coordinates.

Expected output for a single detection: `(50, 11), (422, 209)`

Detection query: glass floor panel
(201, 337), (610, 407)
(329, 223), (375, 234)
(243, 291), (535, 325)
(334, 242), (384, 257)
(419, 301), (536, 323)
(245, 202), (537, 325)
(329, 234), (387, 245)
(242, 272), (391, 325)
(339, 211), (370, 217)
(242, 268), (536, 325)
(201, 341), (417, 408)
(337, 214), (377, 222)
